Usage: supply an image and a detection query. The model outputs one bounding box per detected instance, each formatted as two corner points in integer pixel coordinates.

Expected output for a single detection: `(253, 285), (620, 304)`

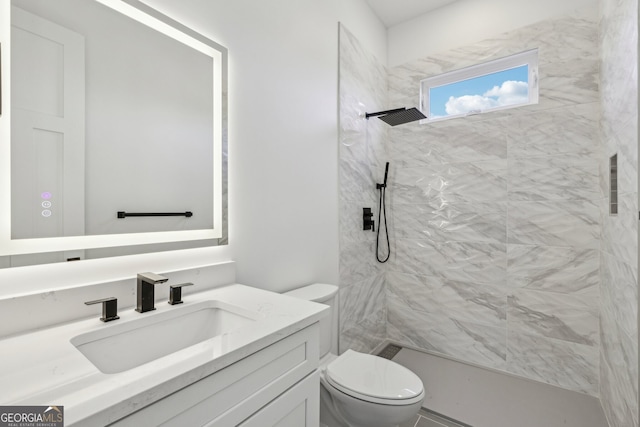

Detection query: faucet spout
(136, 272), (168, 313)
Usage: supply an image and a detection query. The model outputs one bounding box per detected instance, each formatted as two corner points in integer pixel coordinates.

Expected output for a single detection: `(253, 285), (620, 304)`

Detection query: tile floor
(401, 409), (468, 427)
(391, 346), (609, 427)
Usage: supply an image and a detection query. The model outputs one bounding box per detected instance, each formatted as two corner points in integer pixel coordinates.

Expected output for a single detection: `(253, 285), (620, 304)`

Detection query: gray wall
(339, 6), (611, 398)
(599, 0), (639, 425)
(386, 9), (601, 396)
(338, 24), (388, 353)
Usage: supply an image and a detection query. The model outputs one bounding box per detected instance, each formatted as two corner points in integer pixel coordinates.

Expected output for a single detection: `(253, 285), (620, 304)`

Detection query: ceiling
(365, 0), (460, 27)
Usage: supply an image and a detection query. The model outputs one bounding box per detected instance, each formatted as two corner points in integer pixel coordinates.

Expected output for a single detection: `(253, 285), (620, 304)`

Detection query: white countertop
(0, 284), (328, 426)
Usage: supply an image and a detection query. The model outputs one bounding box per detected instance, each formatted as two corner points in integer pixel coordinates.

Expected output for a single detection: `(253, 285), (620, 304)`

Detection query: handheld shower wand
(378, 162), (389, 189)
(376, 162), (390, 263)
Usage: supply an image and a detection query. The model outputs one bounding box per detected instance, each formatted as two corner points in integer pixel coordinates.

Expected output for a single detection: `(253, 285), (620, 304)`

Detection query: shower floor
(401, 409), (468, 427)
(389, 346), (608, 427)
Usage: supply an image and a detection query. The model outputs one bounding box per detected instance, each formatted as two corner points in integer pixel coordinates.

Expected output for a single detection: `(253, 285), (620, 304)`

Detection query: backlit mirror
(0, 0), (228, 267)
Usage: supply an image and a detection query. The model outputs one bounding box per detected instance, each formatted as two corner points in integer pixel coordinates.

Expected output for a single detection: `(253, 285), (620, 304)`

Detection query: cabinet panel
(111, 323), (319, 427)
(237, 371), (319, 427)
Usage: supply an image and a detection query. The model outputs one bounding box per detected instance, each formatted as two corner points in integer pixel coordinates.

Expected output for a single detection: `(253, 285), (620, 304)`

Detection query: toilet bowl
(285, 284), (425, 427)
(320, 350), (425, 427)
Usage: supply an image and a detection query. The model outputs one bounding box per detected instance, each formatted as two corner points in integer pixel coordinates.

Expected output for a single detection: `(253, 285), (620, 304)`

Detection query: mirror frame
(0, 0), (227, 257)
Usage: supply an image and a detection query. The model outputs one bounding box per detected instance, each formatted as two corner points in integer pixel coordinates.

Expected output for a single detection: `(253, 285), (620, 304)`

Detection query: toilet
(285, 284), (425, 427)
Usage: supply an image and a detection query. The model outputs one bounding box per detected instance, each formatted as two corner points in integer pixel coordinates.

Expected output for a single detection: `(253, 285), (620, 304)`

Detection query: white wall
(388, 0), (598, 67)
(336, 0), (388, 65)
(0, 0), (386, 296)
(141, 0), (386, 292)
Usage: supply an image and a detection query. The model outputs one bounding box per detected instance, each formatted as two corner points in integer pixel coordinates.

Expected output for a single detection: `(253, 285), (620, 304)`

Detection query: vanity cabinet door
(109, 323), (319, 427)
(235, 371), (319, 427)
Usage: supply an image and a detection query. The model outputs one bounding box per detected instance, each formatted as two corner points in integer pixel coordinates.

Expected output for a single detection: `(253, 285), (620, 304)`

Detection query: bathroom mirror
(0, 0), (228, 267)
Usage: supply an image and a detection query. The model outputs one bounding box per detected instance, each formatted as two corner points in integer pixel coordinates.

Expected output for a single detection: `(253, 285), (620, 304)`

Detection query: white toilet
(285, 284), (425, 427)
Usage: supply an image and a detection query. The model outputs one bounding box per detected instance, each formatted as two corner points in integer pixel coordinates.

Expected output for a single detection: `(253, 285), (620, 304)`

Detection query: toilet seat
(325, 350), (424, 406)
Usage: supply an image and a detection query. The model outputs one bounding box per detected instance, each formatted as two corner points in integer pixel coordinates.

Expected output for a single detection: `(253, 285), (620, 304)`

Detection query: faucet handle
(168, 283), (194, 305)
(85, 297), (120, 322)
(137, 272), (168, 284)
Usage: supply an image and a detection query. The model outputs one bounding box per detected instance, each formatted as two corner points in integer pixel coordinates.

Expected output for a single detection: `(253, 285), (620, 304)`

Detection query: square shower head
(379, 107), (426, 126)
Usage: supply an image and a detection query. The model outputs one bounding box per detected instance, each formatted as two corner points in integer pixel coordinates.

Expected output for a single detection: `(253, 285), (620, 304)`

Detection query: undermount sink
(71, 300), (262, 374)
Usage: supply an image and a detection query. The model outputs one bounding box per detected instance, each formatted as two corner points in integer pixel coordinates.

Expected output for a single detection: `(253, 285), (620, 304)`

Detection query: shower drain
(377, 343), (403, 360)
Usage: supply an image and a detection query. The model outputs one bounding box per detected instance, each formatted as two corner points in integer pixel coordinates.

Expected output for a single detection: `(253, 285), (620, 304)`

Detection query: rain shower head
(365, 107), (426, 126)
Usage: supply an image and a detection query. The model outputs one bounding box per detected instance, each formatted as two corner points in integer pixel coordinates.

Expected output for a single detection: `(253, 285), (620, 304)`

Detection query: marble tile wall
(599, 0), (639, 425)
(339, 8), (639, 417)
(387, 10), (602, 396)
(338, 24), (387, 353)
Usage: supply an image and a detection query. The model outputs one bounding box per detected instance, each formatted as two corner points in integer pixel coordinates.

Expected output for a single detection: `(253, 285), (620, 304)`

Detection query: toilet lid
(326, 350), (424, 403)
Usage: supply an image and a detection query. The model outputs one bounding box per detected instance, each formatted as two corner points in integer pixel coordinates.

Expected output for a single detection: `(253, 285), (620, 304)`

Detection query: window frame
(420, 49), (539, 122)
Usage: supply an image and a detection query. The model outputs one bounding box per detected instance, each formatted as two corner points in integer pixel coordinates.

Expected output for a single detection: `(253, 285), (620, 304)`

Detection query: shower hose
(376, 170), (390, 263)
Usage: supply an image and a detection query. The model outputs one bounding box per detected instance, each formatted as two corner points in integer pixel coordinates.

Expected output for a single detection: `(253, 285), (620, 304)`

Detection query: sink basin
(71, 300), (261, 374)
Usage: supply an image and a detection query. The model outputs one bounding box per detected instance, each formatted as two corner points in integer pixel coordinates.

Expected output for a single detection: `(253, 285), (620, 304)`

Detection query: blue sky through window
(429, 65), (529, 118)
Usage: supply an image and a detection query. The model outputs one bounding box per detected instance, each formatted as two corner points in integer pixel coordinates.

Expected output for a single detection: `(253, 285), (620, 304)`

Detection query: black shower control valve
(363, 207), (375, 232)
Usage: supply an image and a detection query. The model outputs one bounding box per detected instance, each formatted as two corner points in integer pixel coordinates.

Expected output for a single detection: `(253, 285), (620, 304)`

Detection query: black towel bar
(117, 211), (193, 218)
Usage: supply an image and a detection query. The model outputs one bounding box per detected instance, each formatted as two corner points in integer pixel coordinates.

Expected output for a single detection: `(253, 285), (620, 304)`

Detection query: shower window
(420, 49), (539, 122)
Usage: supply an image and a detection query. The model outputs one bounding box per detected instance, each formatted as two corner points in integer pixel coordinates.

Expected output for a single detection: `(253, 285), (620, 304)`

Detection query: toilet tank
(284, 284), (339, 357)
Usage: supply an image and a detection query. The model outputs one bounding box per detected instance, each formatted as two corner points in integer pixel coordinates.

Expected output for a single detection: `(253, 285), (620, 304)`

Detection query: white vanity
(0, 284), (327, 426)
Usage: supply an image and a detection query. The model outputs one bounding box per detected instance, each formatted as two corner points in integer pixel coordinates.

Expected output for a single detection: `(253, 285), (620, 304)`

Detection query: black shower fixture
(365, 107), (426, 126)
(376, 162), (390, 263)
(363, 208), (375, 231)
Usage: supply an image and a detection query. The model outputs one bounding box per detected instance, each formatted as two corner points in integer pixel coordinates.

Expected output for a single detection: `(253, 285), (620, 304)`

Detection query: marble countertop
(0, 284), (328, 426)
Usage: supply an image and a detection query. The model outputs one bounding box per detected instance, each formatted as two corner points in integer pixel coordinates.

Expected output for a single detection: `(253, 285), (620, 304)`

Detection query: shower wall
(337, 24), (387, 353)
(599, 0), (638, 425)
(386, 9), (601, 396)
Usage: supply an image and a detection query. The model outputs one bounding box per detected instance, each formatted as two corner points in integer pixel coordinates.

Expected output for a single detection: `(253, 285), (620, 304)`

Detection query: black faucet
(136, 272), (168, 313)
(85, 297), (120, 322)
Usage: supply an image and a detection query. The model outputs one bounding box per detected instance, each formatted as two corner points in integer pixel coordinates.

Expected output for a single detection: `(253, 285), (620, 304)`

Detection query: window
(420, 49), (539, 122)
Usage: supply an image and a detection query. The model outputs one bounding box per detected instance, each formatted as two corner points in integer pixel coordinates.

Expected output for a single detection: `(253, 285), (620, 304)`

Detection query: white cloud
(484, 80), (529, 106)
(444, 80), (528, 116)
(445, 95), (496, 115)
